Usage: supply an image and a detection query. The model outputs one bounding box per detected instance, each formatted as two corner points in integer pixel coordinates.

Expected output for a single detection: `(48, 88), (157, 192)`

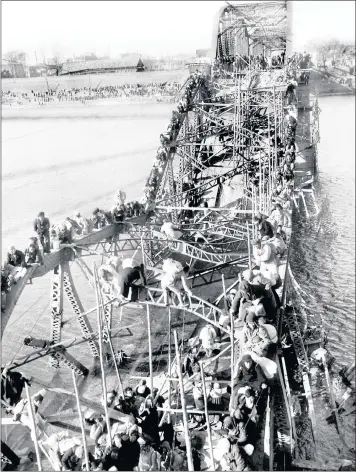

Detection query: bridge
(1, 2), (321, 470)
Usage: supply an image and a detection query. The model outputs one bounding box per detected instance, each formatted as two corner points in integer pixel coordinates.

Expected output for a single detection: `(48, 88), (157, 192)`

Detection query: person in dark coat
(92, 208), (112, 229)
(118, 432), (141, 471)
(33, 211), (50, 253)
(117, 264), (146, 300)
(24, 244), (43, 265)
(1, 367), (30, 407)
(233, 354), (267, 385)
(1, 441), (33, 471)
(6, 247), (27, 284)
(6, 247), (26, 269)
(100, 446), (121, 471)
(138, 398), (160, 446)
(253, 215), (274, 239)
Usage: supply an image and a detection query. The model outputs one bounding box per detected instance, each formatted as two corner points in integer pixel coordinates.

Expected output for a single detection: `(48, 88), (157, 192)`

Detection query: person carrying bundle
(252, 239), (280, 287)
(160, 259), (192, 307)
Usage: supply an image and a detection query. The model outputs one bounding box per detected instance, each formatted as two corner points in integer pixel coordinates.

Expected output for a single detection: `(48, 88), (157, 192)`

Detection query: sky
(2, 1), (355, 63)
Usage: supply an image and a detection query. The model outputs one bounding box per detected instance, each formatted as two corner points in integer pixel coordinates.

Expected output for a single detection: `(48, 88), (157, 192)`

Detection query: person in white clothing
(252, 240), (280, 287)
(199, 325), (217, 357)
(160, 259), (192, 306)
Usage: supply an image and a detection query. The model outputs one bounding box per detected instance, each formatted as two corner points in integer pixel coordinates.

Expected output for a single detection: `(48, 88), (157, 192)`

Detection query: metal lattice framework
(213, 2), (287, 67)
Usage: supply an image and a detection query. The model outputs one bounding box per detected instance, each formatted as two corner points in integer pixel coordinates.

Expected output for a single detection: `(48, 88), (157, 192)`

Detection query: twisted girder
(49, 266), (64, 368)
(141, 287), (229, 335)
(157, 164), (245, 207)
(62, 262), (99, 358)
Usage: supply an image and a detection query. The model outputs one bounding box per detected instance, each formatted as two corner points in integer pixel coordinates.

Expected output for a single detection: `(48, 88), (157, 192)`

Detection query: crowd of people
(142, 71), (211, 206)
(213, 50), (286, 76)
(0, 194), (148, 312)
(84, 68), (298, 470)
(1, 82), (181, 107)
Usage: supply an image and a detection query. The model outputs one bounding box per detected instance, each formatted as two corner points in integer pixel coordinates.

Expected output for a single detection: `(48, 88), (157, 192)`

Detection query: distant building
(61, 55), (147, 75)
(29, 65), (47, 77)
(1, 60), (27, 78)
(196, 49), (211, 58)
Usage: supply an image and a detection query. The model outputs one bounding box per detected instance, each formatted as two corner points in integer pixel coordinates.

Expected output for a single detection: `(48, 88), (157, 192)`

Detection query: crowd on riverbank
(1, 82), (181, 107)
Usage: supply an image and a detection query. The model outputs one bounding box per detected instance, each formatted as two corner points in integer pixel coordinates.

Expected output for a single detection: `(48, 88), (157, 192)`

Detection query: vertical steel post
(24, 383), (42, 471)
(174, 330), (194, 471)
(147, 304), (154, 394)
(72, 370), (90, 471)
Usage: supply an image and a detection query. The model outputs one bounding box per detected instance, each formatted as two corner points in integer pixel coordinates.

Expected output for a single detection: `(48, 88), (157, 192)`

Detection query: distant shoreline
(1, 69), (189, 93)
(1, 96), (175, 120)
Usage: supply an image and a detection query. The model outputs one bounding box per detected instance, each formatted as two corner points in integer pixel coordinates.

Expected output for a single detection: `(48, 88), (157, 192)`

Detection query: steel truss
(49, 265), (64, 368)
(141, 287), (229, 335)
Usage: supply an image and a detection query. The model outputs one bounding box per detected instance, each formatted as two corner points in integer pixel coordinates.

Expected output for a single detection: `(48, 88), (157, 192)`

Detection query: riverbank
(309, 69), (355, 96)
(1, 69), (189, 93)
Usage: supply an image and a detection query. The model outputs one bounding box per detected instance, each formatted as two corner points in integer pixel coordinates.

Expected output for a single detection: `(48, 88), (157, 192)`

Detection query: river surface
(291, 95), (355, 462)
(2, 95), (355, 464)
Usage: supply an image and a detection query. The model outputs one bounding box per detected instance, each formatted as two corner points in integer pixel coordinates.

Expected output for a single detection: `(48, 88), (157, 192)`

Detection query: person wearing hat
(160, 440), (171, 468)
(225, 288), (238, 312)
(135, 379), (151, 399)
(233, 353), (258, 384)
(208, 381), (227, 425)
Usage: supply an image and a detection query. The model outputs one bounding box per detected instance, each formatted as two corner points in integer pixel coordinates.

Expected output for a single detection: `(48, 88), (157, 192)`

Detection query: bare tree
(306, 38), (346, 68)
(46, 51), (64, 76)
(3, 50), (27, 64)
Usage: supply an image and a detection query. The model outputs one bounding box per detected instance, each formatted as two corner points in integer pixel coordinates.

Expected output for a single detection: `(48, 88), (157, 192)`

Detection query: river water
(291, 95), (355, 462)
(2, 94), (355, 463)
